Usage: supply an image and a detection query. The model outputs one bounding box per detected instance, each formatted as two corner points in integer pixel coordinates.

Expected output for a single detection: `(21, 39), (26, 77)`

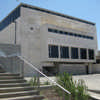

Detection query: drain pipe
(14, 21), (17, 44)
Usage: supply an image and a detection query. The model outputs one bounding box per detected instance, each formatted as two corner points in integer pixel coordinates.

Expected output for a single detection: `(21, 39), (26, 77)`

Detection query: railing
(17, 56), (71, 100)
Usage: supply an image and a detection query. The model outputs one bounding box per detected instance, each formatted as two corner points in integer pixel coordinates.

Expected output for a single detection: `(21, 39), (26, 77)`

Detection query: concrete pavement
(73, 74), (100, 91)
(73, 74), (100, 100)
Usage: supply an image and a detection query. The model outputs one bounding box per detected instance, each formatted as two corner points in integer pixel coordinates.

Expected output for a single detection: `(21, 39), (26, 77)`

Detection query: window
(77, 34), (82, 38)
(64, 32), (68, 35)
(69, 33), (74, 36)
(48, 45), (59, 58)
(48, 28), (53, 32)
(53, 29), (58, 33)
(48, 28), (94, 40)
(60, 46), (69, 58)
(96, 59), (100, 64)
(88, 49), (94, 60)
(59, 31), (63, 34)
(74, 34), (78, 37)
(80, 48), (87, 59)
(71, 47), (79, 59)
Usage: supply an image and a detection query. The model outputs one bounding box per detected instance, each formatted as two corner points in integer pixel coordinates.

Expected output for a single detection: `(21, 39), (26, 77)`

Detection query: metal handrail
(17, 56), (71, 95)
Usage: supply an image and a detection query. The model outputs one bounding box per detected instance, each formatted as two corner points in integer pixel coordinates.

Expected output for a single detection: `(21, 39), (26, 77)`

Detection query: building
(0, 3), (98, 76)
(92, 51), (100, 73)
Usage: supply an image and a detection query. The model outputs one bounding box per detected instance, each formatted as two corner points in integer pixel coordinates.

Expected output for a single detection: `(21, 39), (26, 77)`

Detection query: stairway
(0, 67), (44, 100)
(88, 89), (100, 100)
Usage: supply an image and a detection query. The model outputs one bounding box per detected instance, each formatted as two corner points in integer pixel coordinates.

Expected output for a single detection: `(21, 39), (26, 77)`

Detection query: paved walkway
(26, 74), (100, 91)
(73, 74), (100, 99)
(73, 74), (100, 91)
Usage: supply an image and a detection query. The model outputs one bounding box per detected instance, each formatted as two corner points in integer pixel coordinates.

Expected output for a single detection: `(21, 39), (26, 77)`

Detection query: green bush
(28, 76), (39, 86)
(28, 77), (50, 86)
(56, 73), (89, 100)
(44, 81), (50, 85)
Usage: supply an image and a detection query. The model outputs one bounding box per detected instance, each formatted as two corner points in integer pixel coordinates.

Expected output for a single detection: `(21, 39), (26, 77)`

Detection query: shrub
(28, 76), (39, 86)
(44, 81), (50, 85)
(56, 73), (89, 100)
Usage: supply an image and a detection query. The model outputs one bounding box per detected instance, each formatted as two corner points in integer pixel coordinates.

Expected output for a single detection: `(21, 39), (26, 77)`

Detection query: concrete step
(0, 79), (26, 83)
(88, 89), (100, 94)
(0, 70), (5, 73)
(1, 95), (44, 100)
(0, 70), (44, 100)
(88, 91), (100, 100)
(0, 73), (20, 76)
(0, 86), (35, 93)
(0, 83), (30, 88)
(0, 67), (4, 69)
(0, 76), (23, 80)
(0, 90), (39, 98)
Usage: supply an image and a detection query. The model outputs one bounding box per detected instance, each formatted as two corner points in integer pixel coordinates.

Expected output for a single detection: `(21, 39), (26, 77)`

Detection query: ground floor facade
(23, 61), (94, 76)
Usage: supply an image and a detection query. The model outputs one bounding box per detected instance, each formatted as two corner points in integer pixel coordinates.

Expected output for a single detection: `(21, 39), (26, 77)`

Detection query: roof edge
(0, 4), (21, 24)
(0, 3), (96, 26)
(20, 3), (95, 25)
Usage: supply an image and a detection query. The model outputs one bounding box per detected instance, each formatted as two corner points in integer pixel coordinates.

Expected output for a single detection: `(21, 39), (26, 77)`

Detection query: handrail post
(63, 91), (65, 100)
(21, 59), (24, 77)
(37, 71), (40, 90)
(69, 94), (71, 100)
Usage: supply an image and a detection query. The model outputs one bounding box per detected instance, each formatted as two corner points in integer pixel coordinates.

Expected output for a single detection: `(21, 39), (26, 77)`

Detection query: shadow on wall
(0, 44), (23, 75)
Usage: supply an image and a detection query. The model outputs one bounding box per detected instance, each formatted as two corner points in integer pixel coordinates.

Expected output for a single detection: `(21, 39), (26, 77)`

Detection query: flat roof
(0, 3), (95, 26)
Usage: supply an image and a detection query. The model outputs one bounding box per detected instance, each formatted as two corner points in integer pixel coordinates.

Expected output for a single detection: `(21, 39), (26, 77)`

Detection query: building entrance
(43, 66), (58, 76)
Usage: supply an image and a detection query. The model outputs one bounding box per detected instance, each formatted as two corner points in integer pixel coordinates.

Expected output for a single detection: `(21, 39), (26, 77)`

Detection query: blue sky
(0, 0), (100, 50)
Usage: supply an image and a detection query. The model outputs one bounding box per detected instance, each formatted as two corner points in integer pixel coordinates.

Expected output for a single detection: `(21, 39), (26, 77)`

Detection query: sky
(0, 0), (100, 50)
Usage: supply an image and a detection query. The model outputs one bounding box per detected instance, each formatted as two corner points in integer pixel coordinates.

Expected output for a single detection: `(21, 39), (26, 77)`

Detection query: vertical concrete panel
(0, 44), (22, 75)
(88, 63), (93, 74)
(59, 64), (86, 75)
(0, 23), (15, 44)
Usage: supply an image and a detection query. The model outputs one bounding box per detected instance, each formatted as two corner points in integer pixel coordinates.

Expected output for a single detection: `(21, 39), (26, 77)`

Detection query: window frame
(80, 48), (87, 59)
(48, 28), (94, 40)
(60, 46), (69, 59)
(71, 47), (79, 59)
(48, 45), (59, 58)
(88, 49), (95, 60)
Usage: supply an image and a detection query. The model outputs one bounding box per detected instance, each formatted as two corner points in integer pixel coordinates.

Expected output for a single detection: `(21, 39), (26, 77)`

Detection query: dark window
(88, 49), (94, 60)
(89, 37), (94, 40)
(53, 29), (58, 33)
(83, 35), (86, 38)
(48, 28), (94, 40)
(59, 31), (63, 34)
(49, 45), (59, 58)
(81, 35), (84, 38)
(86, 36), (90, 39)
(77, 34), (82, 38)
(60, 46), (69, 58)
(48, 28), (53, 32)
(96, 59), (100, 64)
(80, 48), (87, 59)
(71, 47), (79, 59)
(69, 33), (74, 36)
(74, 33), (78, 37)
(64, 32), (68, 35)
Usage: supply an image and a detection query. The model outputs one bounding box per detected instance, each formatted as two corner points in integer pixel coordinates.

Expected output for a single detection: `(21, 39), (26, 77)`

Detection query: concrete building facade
(0, 3), (98, 76)
(93, 51), (100, 73)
